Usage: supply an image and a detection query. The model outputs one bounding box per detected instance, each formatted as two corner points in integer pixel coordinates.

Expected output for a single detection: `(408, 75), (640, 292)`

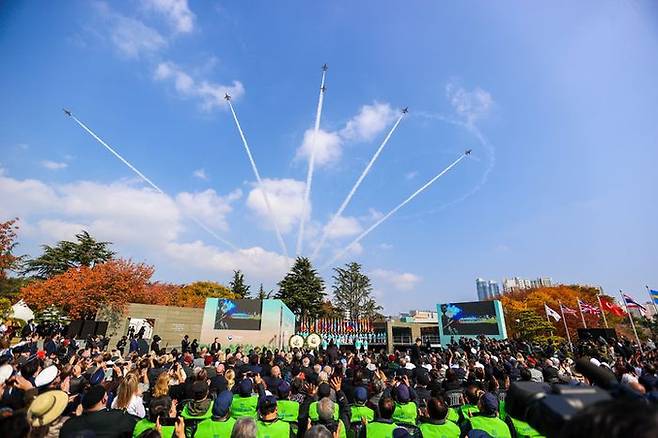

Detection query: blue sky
(1, 1), (657, 313)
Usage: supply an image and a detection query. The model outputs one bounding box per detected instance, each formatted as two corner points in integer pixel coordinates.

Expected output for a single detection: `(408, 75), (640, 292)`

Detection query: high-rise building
(503, 276), (553, 293)
(476, 278), (501, 301)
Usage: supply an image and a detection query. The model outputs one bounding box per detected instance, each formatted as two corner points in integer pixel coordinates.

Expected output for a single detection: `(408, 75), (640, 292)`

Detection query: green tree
(229, 270), (251, 299)
(23, 230), (114, 279)
(0, 218), (27, 300)
(276, 257), (325, 319)
(332, 262), (382, 319)
(514, 310), (560, 343)
(257, 283), (273, 300)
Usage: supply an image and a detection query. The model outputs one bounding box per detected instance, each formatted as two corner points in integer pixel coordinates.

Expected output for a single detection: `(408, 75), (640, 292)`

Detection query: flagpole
(646, 285), (658, 320)
(577, 297), (587, 328)
(620, 290), (643, 355)
(596, 293), (609, 328)
(559, 301), (573, 353)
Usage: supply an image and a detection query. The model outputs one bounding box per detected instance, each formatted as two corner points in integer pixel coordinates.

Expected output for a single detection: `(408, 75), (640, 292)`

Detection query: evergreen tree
(276, 257), (325, 318)
(229, 270), (251, 298)
(257, 283), (273, 300)
(332, 262), (382, 319)
(23, 230), (114, 279)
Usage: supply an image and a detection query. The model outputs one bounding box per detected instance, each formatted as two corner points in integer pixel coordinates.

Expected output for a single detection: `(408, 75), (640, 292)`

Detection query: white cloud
(154, 61), (245, 111)
(371, 268), (422, 291)
(246, 178), (306, 233)
(340, 102), (397, 142)
(446, 83), (493, 125)
(325, 216), (362, 239)
(405, 171), (418, 180)
(143, 0), (195, 33)
(36, 219), (88, 242)
(295, 128), (343, 168)
(175, 189), (241, 232)
(193, 168), (208, 180)
(41, 160), (68, 170)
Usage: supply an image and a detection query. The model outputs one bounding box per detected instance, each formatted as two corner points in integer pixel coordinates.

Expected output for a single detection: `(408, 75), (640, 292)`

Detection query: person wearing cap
(364, 396), (397, 437)
(276, 381), (300, 424)
(418, 397), (460, 438)
(391, 384), (417, 426)
(194, 390), (236, 437)
(231, 375), (265, 419)
(61, 385), (138, 438)
(350, 386), (374, 424)
(461, 392), (511, 438)
(256, 395), (294, 437)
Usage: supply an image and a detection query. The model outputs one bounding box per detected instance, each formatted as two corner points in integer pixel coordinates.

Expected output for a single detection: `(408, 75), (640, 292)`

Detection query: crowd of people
(1, 321), (658, 438)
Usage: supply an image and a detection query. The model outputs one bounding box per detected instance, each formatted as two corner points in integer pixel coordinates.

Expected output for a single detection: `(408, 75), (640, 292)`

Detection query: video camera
(505, 358), (642, 437)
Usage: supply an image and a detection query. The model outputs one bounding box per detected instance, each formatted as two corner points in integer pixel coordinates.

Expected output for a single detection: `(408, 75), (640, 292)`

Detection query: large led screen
(214, 299), (262, 330)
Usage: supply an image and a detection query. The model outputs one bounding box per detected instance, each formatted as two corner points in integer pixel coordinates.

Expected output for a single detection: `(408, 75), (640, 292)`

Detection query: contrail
(224, 97), (290, 260)
(323, 151), (469, 268)
(65, 110), (239, 250)
(311, 109), (406, 260)
(296, 64), (328, 256)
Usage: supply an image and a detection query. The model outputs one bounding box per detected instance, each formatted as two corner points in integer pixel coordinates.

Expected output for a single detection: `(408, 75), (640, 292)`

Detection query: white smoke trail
(323, 152), (468, 268)
(69, 113), (239, 251)
(296, 66), (328, 256)
(226, 100), (290, 261)
(310, 111), (405, 260)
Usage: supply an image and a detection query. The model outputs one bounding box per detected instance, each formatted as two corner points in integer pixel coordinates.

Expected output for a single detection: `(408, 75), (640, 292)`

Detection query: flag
(600, 297), (625, 317)
(561, 304), (577, 316)
(578, 299), (601, 315)
(650, 289), (658, 305)
(623, 294), (647, 317)
(545, 304), (561, 322)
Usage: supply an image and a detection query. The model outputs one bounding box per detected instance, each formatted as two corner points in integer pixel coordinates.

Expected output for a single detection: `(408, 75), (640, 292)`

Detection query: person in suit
(210, 338), (221, 355)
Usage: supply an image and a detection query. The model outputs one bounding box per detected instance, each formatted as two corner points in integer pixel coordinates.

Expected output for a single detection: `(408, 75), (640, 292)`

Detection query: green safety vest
(277, 400), (300, 422)
(392, 401), (417, 425)
(458, 404), (480, 424)
(499, 400), (506, 421)
(231, 394), (259, 419)
(350, 405), (375, 423)
(133, 419), (175, 438)
(508, 416), (544, 438)
(467, 415), (512, 438)
(181, 403), (213, 420)
(366, 420), (397, 437)
(447, 407), (459, 424)
(194, 417), (237, 438)
(419, 421), (461, 438)
(309, 400), (339, 421)
(257, 419), (291, 438)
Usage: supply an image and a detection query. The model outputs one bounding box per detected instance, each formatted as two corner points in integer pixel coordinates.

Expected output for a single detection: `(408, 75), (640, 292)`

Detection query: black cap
(81, 385), (105, 410)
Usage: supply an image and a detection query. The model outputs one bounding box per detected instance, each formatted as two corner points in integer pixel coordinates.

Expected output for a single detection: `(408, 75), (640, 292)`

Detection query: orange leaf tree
(21, 259), (154, 319)
(0, 218), (20, 279)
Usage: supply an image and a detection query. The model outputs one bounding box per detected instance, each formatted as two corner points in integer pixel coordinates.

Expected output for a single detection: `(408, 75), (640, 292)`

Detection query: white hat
(422, 364), (432, 371)
(35, 365), (58, 387)
(590, 358), (601, 367)
(404, 362), (416, 370)
(0, 364), (13, 384)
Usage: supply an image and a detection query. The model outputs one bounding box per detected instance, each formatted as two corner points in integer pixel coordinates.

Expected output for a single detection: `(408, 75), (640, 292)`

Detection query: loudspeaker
(66, 320), (83, 338)
(80, 320), (96, 339)
(94, 321), (108, 337)
(577, 328), (617, 342)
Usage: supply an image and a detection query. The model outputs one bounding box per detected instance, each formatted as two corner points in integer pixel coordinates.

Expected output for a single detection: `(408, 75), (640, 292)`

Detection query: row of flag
(544, 290), (654, 323)
(298, 317), (374, 334)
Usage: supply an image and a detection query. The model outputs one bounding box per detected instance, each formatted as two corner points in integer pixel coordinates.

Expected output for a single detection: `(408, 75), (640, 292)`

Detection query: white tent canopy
(10, 300), (34, 322)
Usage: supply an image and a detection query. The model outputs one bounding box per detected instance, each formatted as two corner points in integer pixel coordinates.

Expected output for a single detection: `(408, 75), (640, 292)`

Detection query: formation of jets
(63, 109), (71, 116)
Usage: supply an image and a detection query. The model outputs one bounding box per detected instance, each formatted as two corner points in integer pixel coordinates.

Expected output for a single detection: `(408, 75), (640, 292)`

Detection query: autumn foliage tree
(21, 259), (154, 319)
(0, 218), (21, 279)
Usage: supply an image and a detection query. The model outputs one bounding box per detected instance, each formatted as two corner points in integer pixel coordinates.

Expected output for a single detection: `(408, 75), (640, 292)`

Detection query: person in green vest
(350, 387), (374, 424)
(363, 396), (397, 437)
(310, 397), (348, 438)
(256, 395), (295, 438)
(461, 393), (511, 438)
(231, 378), (260, 419)
(194, 390), (236, 438)
(133, 397), (177, 438)
(458, 385), (480, 426)
(307, 384), (339, 422)
(276, 381), (300, 424)
(504, 415), (544, 438)
(391, 384), (418, 425)
(181, 381), (214, 437)
(418, 397), (460, 438)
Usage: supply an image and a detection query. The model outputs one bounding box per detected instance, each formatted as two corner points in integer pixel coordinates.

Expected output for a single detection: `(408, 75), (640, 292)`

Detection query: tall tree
(21, 259), (153, 319)
(229, 270), (250, 299)
(0, 218), (21, 279)
(180, 281), (237, 306)
(276, 257), (326, 319)
(23, 230), (114, 279)
(257, 283), (273, 300)
(332, 262), (382, 319)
